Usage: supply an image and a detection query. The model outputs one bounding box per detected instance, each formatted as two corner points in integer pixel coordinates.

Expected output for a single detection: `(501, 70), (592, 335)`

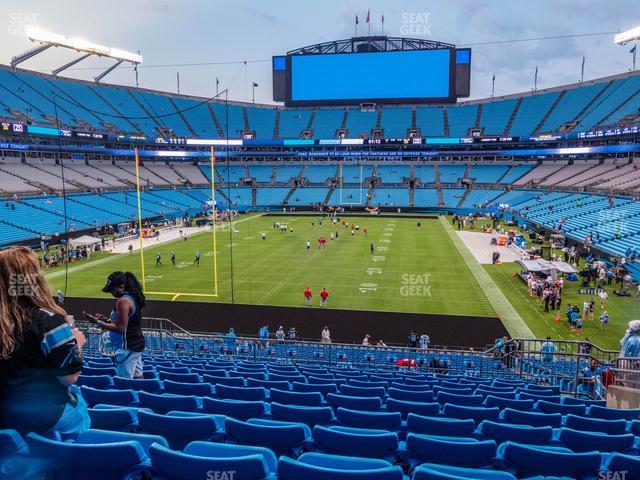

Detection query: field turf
(46, 214), (495, 317)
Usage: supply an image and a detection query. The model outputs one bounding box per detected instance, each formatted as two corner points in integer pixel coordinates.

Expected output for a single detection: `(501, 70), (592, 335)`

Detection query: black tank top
(111, 292), (145, 352)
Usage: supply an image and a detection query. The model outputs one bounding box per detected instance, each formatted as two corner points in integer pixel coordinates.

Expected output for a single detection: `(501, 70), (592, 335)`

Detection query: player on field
(171, 251), (176, 266)
(306, 240), (311, 250)
(261, 231), (266, 240)
(320, 287), (328, 307)
(370, 242), (375, 254)
(304, 286), (312, 306)
(156, 252), (162, 266)
(193, 250), (201, 266)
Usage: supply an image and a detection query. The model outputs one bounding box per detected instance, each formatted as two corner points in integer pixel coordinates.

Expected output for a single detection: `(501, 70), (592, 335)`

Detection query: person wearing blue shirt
(620, 320), (640, 358)
(224, 328), (236, 355)
(579, 359), (602, 397)
(258, 325), (269, 349)
(540, 337), (557, 362)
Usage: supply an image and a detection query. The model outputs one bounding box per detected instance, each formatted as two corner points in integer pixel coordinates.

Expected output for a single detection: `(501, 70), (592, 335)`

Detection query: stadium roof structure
(286, 36), (455, 55)
(10, 27), (142, 83)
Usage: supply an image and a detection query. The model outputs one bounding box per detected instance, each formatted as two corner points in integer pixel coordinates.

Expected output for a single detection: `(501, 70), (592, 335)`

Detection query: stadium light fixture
(615, 25), (640, 45)
(10, 27), (141, 82)
(26, 27), (142, 63)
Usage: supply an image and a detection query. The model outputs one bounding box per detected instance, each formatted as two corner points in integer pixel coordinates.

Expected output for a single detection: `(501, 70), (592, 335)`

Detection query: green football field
(45, 213), (638, 349)
(46, 214), (495, 317)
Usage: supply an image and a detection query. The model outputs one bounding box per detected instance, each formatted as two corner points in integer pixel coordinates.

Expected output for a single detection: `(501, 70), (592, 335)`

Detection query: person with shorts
(89, 272), (146, 379)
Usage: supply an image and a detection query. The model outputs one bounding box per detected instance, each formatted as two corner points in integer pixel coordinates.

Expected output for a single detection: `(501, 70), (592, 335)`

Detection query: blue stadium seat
(385, 398), (440, 419)
(340, 385), (386, 398)
(478, 420), (553, 445)
(80, 386), (138, 407)
(405, 433), (497, 468)
(604, 452), (640, 479)
(563, 397), (606, 407)
(335, 408), (403, 431)
(589, 405), (640, 421)
(270, 402), (335, 427)
(163, 379), (213, 396)
(388, 387), (434, 403)
(76, 374), (114, 389)
(412, 463), (517, 480)
(516, 392), (562, 403)
(113, 377), (162, 393)
(270, 388), (325, 407)
(277, 452), (405, 480)
(293, 381), (338, 396)
(483, 396), (533, 411)
(326, 393), (382, 411)
(137, 410), (224, 449)
(312, 425), (399, 460)
(248, 378), (291, 390)
(443, 404), (500, 423)
(202, 397), (268, 420)
(25, 430), (155, 480)
(224, 418), (312, 457)
(436, 392), (484, 406)
(137, 391), (199, 414)
(215, 384), (267, 401)
(349, 379), (389, 389)
(157, 371), (201, 383)
(406, 414), (475, 437)
(558, 427), (635, 453)
(564, 414), (627, 434)
(81, 366), (117, 376)
(389, 382), (433, 392)
(149, 441), (277, 480)
(203, 374), (245, 387)
(155, 366), (190, 374)
(75, 429), (166, 455)
(497, 441), (602, 478)
(501, 408), (562, 428)
(535, 399), (586, 416)
(88, 406), (138, 432)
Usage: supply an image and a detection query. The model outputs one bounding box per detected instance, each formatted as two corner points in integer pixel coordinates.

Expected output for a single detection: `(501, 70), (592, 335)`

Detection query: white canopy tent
(68, 235), (101, 248)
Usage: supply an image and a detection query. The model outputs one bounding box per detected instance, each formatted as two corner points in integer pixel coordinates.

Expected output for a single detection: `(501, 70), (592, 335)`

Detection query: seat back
(388, 387), (434, 403)
(312, 425), (398, 458)
(502, 408), (562, 428)
(558, 427), (635, 453)
(564, 414), (627, 435)
(138, 391), (199, 414)
(80, 386), (137, 407)
(406, 413), (475, 437)
(405, 433), (497, 468)
(326, 393), (382, 412)
(137, 410), (221, 449)
(270, 402), (335, 427)
(385, 398), (440, 419)
(202, 397), (267, 420)
(270, 388), (324, 407)
(277, 453), (405, 480)
(478, 420), (553, 445)
(215, 384), (267, 401)
(443, 404), (500, 423)
(336, 408), (402, 430)
(498, 441), (602, 477)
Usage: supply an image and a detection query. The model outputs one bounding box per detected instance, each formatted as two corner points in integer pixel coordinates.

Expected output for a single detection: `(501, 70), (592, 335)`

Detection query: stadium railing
(78, 317), (629, 400)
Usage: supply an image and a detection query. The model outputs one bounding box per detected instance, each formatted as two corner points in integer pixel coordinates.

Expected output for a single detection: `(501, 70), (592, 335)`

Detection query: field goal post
(134, 146), (219, 301)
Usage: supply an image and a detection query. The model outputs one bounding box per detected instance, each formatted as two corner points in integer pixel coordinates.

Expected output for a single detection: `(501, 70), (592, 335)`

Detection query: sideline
(440, 216), (535, 339)
(45, 213), (263, 280)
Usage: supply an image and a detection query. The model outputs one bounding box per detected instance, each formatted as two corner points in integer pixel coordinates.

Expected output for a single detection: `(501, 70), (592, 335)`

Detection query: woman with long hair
(0, 247), (88, 436)
(87, 271), (146, 378)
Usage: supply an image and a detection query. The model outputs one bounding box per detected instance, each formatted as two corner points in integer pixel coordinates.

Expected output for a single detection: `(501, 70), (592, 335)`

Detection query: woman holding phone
(87, 271), (146, 379)
(0, 247), (89, 436)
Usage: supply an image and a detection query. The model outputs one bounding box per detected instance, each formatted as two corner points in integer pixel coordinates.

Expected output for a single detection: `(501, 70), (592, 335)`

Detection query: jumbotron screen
(273, 47), (470, 106)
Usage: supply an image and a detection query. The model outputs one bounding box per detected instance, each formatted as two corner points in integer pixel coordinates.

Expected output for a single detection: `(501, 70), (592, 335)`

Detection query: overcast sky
(2, 0), (638, 104)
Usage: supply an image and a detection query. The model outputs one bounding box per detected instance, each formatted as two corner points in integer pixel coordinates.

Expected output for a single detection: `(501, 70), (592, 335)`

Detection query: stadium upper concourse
(2, 4), (640, 479)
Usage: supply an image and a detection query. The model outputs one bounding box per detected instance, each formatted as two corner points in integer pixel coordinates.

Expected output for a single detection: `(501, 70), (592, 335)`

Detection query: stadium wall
(64, 297), (508, 347)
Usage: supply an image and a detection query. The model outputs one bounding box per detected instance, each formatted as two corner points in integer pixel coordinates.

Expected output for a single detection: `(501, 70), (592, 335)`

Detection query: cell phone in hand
(82, 311), (98, 322)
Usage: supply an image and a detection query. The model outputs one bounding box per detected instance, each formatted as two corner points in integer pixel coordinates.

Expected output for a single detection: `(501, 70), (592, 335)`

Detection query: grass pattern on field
(47, 215), (495, 317)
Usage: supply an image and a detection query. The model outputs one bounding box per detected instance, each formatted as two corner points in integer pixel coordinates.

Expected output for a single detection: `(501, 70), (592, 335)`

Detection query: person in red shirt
(304, 286), (312, 306)
(363, 226), (367, 236)
(320, 288), (328, 307)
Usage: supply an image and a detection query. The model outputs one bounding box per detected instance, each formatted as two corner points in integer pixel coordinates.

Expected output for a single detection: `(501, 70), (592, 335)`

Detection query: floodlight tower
(615, 25), (640, 45)
(10, 28), (142, 82)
